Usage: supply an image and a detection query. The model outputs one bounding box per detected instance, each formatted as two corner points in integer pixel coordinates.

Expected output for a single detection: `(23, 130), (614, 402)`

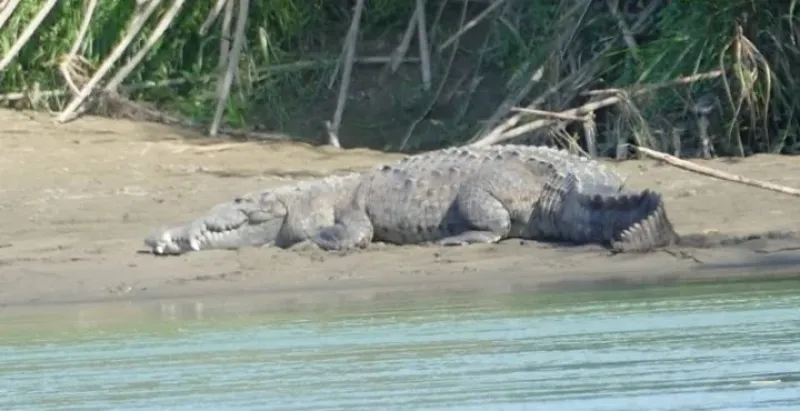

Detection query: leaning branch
(208, 0), (249, 137)
(471, 70), (724, 147)
(105, 0), (187, 93)
(634, 146), (800, 198)
(57, 0), (163, 123)
(325, 0), (366, 149)
(0, 0), (58, 73)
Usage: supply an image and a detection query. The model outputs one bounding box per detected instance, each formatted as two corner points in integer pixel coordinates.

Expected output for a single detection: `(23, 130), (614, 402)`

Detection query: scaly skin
(312, 145), (677, 251)
(144, 172), (363, 254)
(144, 145), (678, 255)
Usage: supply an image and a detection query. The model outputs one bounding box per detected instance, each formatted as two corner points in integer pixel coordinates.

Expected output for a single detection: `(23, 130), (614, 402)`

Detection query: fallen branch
(634, 146), (800, 198)
(472, 70), (724, 147)
(511, 106), (589, 122)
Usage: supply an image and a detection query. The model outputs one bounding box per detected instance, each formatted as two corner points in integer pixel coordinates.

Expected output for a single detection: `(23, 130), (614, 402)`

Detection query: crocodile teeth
(190, 236), (201, 251)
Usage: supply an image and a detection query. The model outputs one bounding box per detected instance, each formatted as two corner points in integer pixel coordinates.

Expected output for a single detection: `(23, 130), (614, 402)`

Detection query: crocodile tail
(536, 171), (678, 251)
(601, 189), (679, 252)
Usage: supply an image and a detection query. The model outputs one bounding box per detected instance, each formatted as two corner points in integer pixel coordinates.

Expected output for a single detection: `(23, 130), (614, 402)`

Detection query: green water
(1, 280), (799, 410)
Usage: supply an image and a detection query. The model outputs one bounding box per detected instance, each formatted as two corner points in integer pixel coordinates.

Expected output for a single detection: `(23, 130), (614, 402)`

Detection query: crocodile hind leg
(435, 180), (514, 246)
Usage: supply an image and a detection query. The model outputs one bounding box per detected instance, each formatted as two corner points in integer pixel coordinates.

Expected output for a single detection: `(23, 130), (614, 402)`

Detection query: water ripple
(1, 281), (799, 410)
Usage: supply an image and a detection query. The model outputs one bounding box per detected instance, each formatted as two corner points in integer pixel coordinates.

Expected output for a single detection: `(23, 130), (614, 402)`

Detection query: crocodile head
(144, 191), (288, 255)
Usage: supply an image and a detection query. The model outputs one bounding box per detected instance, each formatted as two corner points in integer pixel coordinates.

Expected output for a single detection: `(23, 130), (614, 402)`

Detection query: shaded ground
(1, 109), (799, 309)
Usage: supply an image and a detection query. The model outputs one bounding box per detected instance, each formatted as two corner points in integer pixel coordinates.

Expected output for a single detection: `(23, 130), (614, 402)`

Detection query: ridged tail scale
(534, 169), (678, 251)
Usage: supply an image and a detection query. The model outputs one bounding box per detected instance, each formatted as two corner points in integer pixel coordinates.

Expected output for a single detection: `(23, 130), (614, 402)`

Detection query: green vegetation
(0, 0), (797, 156)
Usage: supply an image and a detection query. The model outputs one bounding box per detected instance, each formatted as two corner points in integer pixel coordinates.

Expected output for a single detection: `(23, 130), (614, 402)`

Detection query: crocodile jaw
(144, 195), (287, 255)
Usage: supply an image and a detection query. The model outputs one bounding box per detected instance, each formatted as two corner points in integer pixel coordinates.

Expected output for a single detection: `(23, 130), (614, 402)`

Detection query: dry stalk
(511, 106), (588, 122)
(56, 0), (163, 123)
(58, 0), (99, 99)
(473, 70), (725, 146)
(438, 0), (507, 52)
(691, 96), (716, 159)
(582, 112), (598, 156)
(612, 107), (627, 159)
(474, 0), (664, 147)
(606, 0), (640, 63)
(471, 0), (598, 144)
(634, 146), (800, 197)
(1, 57), (415, 104)
(199, 0), (228, 35)
(105, 0), (187, 93)
(427, 0), (450, 44)
(57, 55), (94, 111)
(385, 8), (419, 75)
(217, 0), (235, 90)
(325, 0), (366, 148)
(0, 0), (22, 32)
(68, 0), (98, 57)
(398, 0), (469, 151)
(415, 0), (432, 90)
(0, 0), (59, 73)
(472, 66), (544, 142)
(208, 0), (249, 137)
(0, 89), (67, 103)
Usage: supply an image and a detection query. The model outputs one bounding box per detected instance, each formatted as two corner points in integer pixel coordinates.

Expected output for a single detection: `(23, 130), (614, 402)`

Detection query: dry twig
(634, 146), (800, 197)
(385, 8), (419, 75)
(511, 107), (589, 122)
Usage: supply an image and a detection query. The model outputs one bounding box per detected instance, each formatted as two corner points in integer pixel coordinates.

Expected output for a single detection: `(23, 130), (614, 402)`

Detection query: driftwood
(634, 146), (800, 198)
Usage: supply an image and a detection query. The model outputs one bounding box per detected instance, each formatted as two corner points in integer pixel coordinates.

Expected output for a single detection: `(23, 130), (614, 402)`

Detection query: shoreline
(1, 110), (799, 311)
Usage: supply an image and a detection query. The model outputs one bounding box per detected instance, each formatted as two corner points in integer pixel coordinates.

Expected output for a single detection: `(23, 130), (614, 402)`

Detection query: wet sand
(1, 109), (799, 308)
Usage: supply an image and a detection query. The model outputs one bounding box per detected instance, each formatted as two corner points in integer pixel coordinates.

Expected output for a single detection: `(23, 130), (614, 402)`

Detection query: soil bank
(1, 109), (799, 309)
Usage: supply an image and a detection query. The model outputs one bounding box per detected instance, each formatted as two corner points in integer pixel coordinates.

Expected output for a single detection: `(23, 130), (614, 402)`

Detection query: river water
(1, 279), (799, 410)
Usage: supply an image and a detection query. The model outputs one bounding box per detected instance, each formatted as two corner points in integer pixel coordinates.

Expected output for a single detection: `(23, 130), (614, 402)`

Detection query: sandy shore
(1, 109), (799, 308)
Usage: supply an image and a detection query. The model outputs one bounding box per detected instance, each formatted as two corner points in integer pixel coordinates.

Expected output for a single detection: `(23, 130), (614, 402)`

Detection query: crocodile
(144, 144), (678, 255)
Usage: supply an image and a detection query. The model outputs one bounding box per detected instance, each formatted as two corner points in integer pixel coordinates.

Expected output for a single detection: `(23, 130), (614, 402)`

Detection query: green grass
(1, 0), (798, 155)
